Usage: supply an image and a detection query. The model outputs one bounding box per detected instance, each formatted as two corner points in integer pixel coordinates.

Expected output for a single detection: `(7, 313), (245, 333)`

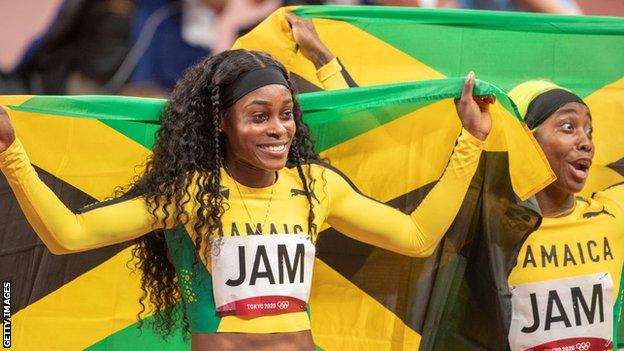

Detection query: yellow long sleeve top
(507, 184), (624, 351)
(0, 129), (483, 333)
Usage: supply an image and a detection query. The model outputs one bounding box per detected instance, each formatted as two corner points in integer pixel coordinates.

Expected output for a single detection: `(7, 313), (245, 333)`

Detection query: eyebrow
(244, 98), (294, 108)
(555, 108), (592, 120)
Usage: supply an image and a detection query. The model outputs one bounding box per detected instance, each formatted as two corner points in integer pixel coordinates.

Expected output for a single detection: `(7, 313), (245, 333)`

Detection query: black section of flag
(607, 157), (624, 177)
(419, 153), (541, 351)
(290, 73), (322, 94)
(0, 166), (131, 314)
(336, 58), (358, 88)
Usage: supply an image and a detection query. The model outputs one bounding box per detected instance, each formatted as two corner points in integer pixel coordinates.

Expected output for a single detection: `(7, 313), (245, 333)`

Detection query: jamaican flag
(2, 5), (624, 351)
(235, 9), (624, 347)
(0, 76), (552, 350)
(233, 5), (624, 199)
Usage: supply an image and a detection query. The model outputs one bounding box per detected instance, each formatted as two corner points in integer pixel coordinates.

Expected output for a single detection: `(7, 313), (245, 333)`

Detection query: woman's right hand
(0, 107), (16, 153)
(285, 12), (334, 69)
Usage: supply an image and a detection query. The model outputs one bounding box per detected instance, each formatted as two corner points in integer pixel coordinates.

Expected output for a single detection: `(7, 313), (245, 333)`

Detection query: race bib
(210, 234), (315, 317)
(509, 273), (614, 351)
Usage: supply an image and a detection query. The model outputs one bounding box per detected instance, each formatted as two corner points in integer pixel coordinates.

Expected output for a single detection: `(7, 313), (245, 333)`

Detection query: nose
(577, 130), (593, 154)
(267, 116), (287, 138)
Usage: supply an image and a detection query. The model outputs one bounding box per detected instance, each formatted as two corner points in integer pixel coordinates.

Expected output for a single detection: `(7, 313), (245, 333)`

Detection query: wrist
(311, 48), (334, 69)
(465, 128), (488, 142)
(0, 135), (16, 154)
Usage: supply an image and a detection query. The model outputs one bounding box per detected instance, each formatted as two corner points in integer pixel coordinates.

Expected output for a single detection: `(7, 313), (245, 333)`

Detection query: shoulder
(592, 182), (624, 201)
(290, 161), (379, 205)
(288, 160), (361, 191)
(590, 181), (624, 214)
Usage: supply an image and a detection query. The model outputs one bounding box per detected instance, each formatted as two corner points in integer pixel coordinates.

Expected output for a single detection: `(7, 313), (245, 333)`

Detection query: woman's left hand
(455, 72), (493, 141)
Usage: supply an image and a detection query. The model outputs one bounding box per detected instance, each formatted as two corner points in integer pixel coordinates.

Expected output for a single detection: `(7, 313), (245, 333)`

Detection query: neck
(224, 156), (276, 188)
(535, 184), (576, 217)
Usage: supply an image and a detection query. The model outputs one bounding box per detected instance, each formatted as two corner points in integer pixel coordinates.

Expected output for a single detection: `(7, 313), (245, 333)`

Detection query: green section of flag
(294, 5), (624, 34)
(84, 314), (189, 351)
(100, 119), (159, 150)
(300, 77), (512, 151)
(8, 95), (165, 149)
(7, 79), (513, 153)
(294, 6), (624, 97)
(11, 95), (165, 122)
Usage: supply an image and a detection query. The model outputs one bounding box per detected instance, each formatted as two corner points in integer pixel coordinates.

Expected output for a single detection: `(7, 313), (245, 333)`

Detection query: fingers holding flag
(285, 12), (335, 69)
(455, 71), (493, 141)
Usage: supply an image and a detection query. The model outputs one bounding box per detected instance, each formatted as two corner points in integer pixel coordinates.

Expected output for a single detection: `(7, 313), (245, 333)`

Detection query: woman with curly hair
(0, 49), (491, 350)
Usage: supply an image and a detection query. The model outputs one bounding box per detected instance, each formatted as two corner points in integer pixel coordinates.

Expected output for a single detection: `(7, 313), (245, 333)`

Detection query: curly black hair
(130, 49), (319, 337)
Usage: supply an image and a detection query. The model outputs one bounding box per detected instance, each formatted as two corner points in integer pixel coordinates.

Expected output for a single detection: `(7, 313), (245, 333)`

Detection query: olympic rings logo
(576, 341), (591, 351)
(277, 301), (290, 310)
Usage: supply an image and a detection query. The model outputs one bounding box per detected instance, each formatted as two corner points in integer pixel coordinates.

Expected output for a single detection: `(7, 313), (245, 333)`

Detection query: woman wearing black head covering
(506, 81), (623, 351)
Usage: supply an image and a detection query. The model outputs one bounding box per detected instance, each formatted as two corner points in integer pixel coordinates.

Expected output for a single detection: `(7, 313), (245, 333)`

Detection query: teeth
(261, 144), (286, 152)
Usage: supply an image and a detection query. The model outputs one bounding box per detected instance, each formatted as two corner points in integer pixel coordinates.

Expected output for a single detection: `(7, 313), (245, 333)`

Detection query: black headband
(525, 88), (586, 129)
(221, 67), (289, 108)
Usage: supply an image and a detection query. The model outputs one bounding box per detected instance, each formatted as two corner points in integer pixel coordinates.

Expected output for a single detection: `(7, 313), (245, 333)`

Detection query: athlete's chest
(217, 174), (328, 237)
(510, 206), (623, 283)
(506, 204), (623, 350)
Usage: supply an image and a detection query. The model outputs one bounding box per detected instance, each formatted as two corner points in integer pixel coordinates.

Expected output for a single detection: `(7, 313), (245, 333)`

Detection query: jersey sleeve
(0, 138), (163, 254)
(316, 57), (353, 90)
(325, 129), (483, 257)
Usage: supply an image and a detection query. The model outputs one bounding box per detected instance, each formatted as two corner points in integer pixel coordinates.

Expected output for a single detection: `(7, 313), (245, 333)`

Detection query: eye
(585, 126), (593, 139)
(281, 109), (294, 120)
(252, 112), (268, 123)
(560, 121), (574, 132)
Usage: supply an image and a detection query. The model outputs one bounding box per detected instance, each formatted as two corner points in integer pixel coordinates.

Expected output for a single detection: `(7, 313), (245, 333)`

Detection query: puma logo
(291, 180), (319, 203)
(583, 208), (614, 219)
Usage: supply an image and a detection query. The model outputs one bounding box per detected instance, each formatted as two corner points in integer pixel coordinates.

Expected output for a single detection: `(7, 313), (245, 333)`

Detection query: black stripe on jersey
(76, 185), (145, 214)
(307, 159), (384, 205)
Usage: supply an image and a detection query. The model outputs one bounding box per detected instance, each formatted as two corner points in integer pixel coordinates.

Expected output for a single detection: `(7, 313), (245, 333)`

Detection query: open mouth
(568, 159), (591, 181)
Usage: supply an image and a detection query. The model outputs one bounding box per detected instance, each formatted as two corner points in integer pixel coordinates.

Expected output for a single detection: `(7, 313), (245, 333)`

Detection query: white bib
(508, 273), (614, 351)
(211, 234), (315, 317)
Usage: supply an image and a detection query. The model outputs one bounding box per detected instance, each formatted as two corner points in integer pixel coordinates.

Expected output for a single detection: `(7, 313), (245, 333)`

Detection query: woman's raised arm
(0, 108), (163, 254)
(326, 73), (491, 257)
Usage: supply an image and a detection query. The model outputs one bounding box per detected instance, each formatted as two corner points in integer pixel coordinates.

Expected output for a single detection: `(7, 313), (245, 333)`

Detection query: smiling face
(221, 84), (296, 174)
(533, 102), (594, 194)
